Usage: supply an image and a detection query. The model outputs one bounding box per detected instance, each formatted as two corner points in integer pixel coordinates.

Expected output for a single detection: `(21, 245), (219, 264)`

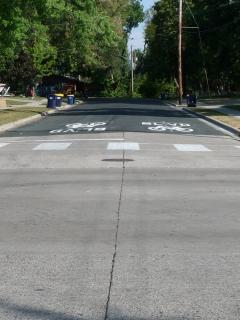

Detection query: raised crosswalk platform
(0, 140), (240, 152)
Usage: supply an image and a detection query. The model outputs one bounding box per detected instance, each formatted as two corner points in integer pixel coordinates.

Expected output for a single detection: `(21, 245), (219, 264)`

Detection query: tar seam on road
(104, 132), (125, 320)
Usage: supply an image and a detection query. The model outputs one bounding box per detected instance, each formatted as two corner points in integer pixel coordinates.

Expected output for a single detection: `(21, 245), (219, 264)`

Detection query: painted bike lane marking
(142, 122), (194, 133)
(49, 121), (195, 134)
(49, 122), (107, 134)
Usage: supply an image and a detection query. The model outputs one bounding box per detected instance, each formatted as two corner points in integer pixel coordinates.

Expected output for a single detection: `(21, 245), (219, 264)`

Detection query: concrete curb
(182, 107), (240, 137)
(0, 101), (84, 133)
(168, 101), (240, 137)
(0, 113), (43, 133)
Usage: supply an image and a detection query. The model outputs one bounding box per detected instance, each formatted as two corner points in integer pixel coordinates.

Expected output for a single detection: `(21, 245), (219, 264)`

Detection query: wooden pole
(131, 44), (134, 97)
(178, 0), (183, 105)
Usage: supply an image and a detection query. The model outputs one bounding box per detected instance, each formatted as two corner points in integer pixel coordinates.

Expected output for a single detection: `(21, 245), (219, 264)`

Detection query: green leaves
(125, 0), (145, 33)
(0, 0), (144, 93)
(142, 0), (240, 95)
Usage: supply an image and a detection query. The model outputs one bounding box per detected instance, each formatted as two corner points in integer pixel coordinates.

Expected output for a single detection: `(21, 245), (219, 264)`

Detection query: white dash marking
(0, 143), (9, 148)
(107, 143), (140, 150)
(33, 143), (72, 151)
(174, 144), (211, 152)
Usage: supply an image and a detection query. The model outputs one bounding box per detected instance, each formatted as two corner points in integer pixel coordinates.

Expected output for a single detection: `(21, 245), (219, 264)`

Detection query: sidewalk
(197, 98), (240, 117)
(0, 97), (47, 109)
(1, 96), (83, 109)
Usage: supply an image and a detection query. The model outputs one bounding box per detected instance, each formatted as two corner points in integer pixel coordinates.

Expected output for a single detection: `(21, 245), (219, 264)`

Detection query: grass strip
(193, 108), (240, 129)
(6, 99), (28, 106)
(0, 107), (47, 126)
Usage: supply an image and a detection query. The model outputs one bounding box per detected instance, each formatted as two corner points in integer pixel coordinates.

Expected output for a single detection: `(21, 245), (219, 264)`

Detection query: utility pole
(178, 0), (183, 105)
(131, 44), (134, 97)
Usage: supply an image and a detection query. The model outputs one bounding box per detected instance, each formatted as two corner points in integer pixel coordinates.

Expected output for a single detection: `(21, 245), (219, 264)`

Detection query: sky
(128, 0), (157, 50)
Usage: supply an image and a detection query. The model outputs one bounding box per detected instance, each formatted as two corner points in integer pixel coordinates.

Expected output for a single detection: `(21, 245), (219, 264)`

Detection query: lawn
(193, 108), (240, 130)
(6, 99), (28, 106)
(0, 107), (47, 126)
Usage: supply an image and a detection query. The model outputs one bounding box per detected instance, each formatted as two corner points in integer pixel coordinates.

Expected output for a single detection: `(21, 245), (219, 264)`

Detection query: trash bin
(160, 93), (165, 100)
(47, 95), (56, 108)
(186, 94), (197, 107)
(67, 95), (75, 105)
(55, 95), (62, 107)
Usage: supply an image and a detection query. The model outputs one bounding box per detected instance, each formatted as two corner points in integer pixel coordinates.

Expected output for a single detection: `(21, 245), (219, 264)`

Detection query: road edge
(0, 101), (84, 134)
(167, 102), (240, 137)
(182, 107), (240, 137)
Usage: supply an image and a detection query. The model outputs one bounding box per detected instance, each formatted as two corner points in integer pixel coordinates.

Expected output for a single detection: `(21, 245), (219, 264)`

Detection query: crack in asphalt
(104, 132), (125, 320)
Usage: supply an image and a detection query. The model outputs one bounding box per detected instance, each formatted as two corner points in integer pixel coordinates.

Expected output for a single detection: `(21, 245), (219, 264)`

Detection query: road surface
(0, 98), (240, 320)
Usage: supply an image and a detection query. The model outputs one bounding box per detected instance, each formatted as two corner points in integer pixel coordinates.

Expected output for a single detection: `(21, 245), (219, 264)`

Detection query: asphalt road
(2, 98), (224, 137)
(0, 98), (240, 320)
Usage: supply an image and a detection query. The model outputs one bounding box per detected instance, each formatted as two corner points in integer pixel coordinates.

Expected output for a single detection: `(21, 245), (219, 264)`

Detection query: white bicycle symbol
(65, 122), (106, 129)
(148, 122), (193, 132)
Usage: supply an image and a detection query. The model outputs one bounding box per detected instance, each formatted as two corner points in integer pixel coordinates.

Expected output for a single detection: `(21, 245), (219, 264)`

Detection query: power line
(200, 19), (240, 33)
(184, 1), (240, 33)
(185, 0), (210, 96)
(185, 1), (240, 17)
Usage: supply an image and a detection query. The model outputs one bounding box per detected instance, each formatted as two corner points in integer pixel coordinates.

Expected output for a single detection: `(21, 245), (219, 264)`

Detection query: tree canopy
(140, 0), (240, 97)
(0, 0), (144, 92)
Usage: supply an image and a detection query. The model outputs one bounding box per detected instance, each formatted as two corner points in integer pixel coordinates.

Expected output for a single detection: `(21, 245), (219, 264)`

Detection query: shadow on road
(50, 97), (191, 119)
(52, 108), (190, 119)
(0, 299), (195, 320)
(84, 97), (172, 106)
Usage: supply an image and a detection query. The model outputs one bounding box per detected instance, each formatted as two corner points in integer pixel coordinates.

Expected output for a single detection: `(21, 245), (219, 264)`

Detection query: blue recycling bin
(186, 94), (197, 107)
(67, 95), (75, 105)
(160, 93), (166, 100)
(47, 95), (56, 108)
(55, 96), (62, 107)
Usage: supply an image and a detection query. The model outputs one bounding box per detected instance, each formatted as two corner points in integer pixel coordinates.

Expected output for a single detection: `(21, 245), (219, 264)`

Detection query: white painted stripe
(3, 138), (125, 143)
(0, 143), (9, 148)
(236, 146), (240, 149)
(33, 143), (72, 150)
(174, 144), (211, 152)
(107, 142), (140, 150)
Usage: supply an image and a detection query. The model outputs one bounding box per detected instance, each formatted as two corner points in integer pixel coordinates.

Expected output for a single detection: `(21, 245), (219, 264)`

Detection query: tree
(0, 0), (57, 89)
(142, 0), (178, 96)
(0, 0), (144, 94)
(141, 0), (240, 97)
